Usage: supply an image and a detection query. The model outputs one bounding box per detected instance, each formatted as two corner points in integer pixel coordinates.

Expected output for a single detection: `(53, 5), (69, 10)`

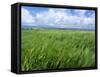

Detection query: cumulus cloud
(21, 7), (95, 29)
(21, 8), (35, 26)
(35, 8), (67, 27)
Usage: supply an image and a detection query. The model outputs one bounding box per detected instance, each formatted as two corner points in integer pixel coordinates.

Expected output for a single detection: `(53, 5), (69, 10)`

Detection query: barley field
(21, 29), (95, 71)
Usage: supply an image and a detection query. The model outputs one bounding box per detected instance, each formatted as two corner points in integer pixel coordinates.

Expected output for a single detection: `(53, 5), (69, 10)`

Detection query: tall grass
(21, 29), (95, 71)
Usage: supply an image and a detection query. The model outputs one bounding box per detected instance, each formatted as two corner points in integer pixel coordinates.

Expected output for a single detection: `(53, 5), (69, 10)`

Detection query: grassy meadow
(21, 29), (95, 71)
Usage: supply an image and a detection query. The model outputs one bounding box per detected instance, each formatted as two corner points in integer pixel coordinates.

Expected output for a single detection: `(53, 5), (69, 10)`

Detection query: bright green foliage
(21, 29), (95, 71)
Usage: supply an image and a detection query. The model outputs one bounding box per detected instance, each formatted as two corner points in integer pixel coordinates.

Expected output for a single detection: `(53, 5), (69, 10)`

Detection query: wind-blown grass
(21, 29), (95, 71)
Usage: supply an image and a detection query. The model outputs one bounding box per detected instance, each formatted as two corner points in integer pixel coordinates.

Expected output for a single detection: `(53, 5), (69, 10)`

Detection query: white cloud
(22, 7), (95, 29)
(22, 8), (35, 26)
(35, 8), (68, 28)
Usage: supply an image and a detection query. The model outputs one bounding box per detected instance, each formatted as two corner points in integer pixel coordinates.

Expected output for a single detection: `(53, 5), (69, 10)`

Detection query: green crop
(21, 29), (95, 71)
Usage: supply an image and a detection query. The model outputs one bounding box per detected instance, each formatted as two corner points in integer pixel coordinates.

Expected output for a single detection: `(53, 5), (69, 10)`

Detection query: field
(21, 29), (95, 71)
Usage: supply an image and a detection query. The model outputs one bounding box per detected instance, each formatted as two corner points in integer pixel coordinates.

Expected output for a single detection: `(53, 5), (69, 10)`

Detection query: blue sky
(21, 6), (95, 29)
